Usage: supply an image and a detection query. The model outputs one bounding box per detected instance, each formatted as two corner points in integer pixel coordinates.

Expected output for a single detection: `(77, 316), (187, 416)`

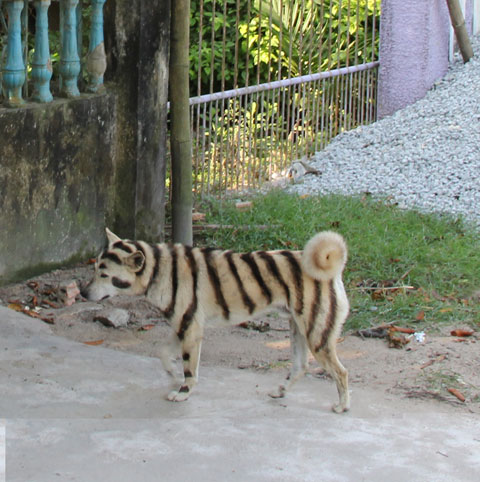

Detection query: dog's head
(82, 228), (147, 301)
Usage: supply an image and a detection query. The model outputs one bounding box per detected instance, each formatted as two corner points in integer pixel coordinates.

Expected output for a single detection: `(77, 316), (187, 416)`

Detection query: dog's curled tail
(301, 231), (347, 281)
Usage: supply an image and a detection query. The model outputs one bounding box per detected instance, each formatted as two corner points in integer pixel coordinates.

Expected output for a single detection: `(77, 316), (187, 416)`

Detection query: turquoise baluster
(76, 0), (83, 90)
(86, 0), (106, 93)
(76, 1), (83, 57)
(59, 0), (81, 97)
(32, 0), (53, 103)
(2, 0), (25, 107)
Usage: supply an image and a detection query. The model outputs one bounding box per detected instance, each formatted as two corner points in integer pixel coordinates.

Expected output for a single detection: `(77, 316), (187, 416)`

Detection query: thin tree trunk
(169, 0), (193, 245)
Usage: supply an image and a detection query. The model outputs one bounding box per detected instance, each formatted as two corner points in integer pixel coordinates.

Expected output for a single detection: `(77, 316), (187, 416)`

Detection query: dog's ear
(106, 228), (121, 245)
(125, 251), (145, 273)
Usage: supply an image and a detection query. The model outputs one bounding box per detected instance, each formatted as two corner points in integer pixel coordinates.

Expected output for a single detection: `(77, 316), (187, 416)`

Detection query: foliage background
(189, 0), (380, 96)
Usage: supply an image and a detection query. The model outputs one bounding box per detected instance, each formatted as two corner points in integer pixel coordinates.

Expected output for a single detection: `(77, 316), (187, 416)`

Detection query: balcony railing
(0, 0), (106, 107)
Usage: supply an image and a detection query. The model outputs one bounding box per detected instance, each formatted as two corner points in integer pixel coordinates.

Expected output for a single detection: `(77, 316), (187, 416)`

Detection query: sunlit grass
(195, 190), (480, 332)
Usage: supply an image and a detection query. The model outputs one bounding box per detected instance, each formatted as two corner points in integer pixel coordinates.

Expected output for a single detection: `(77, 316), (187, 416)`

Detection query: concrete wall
(104, 0), (170, 242)
(0, 0), (170, 285)
(378, 0), (451, 118)
(378, 0), (476, 118)
(0, 95), (116, 283)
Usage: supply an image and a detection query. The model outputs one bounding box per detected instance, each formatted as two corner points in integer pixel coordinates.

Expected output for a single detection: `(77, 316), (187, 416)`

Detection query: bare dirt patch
(1, 264), (479, 413)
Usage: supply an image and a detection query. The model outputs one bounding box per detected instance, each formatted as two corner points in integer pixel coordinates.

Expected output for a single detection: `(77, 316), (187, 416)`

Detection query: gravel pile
(288, 36), (480, 228)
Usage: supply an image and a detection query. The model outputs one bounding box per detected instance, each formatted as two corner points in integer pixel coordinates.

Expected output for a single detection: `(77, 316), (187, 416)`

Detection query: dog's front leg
(159, 333), (183, 387)
(167, 320), (204, 402)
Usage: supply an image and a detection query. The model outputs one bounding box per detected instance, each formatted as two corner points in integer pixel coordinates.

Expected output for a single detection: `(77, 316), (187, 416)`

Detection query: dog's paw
(331, 403), (349, 414)
(167, 386), (191, 402)
(268, 385), (286, 399)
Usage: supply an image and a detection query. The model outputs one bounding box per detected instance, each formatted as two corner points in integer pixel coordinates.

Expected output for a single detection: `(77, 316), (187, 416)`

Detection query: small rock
(94, 308), (130, 328)
(58, 281), (81, 306)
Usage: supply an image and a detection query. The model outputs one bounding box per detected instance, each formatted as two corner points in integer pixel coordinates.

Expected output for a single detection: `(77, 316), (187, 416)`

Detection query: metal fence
(188, 0), (380, 199)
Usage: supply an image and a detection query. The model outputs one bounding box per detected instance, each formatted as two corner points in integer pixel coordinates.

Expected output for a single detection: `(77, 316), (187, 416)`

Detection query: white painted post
(473, 0), (480, 34)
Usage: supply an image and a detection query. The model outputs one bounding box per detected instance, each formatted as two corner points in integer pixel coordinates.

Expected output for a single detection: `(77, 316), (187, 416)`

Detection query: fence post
(86, 0), (107, 92)
(32, 0), (54, 103)
(2, 0), (26, 107)
(170, 0), (193, 245)
(59, 0), (81, 97)
(446, 0), (474, 62)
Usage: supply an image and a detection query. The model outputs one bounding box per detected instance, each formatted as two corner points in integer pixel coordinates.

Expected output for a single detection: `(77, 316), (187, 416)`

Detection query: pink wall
(378, 0), (451, 118)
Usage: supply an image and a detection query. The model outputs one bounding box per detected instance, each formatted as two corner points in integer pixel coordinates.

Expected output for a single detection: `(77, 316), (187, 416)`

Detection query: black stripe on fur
(146, 244), (161, 294)
(316, 280), (337, 352)
(177, 246), (199, 340)
(279, 250), (304, 315)
(113, 241), (134, 253)
(225, 251), (256, 314)
(101, 251), (122, 265)
(202, 248), (230, 319)
(164, 245), (178, 319)
(258, 251), (290, 302)
(307, 280), (321, 339)
(112, 277), (131, 289)
(240, 252), (272, 304)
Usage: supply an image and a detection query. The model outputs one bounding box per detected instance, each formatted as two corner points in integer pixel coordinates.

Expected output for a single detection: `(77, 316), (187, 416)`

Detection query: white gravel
(288, 36), (480, 228)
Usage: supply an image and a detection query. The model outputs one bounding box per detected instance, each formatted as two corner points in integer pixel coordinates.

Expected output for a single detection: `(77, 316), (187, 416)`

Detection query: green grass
(195, 190), (480, 333)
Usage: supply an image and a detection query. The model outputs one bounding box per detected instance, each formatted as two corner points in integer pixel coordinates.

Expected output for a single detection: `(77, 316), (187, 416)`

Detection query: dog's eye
(100, 273), (109, 278)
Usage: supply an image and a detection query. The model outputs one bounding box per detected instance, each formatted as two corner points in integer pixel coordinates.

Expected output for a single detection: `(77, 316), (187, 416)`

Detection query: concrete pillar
(377, 0), (451, 119)
(104, 0), (170, 242)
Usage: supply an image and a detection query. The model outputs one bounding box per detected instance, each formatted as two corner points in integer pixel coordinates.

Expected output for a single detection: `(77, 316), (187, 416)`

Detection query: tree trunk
(169, 0), (193, 245)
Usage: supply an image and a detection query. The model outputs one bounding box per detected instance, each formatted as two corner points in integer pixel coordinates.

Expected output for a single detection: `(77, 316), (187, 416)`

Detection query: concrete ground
(0, 305), (479, 482)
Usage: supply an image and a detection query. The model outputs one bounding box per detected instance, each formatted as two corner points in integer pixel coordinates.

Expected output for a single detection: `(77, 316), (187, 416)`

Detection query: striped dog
(82, 228), (350, 412)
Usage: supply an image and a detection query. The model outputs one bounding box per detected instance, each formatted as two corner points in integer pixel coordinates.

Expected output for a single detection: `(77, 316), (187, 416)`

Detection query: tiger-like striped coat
(82, 229), (350, 412)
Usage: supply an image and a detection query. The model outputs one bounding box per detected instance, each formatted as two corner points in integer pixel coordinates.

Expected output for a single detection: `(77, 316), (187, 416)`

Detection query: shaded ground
(1, 263), (479, 414)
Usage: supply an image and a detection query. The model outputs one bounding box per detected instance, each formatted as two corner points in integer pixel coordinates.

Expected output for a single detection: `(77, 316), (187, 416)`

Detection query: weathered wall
(104, 0), (170, 242)
(378, 0), (450, 119)
(0, 0), (170, 285)
(378, 0), (475, 118)
(0, 95), (116, 283)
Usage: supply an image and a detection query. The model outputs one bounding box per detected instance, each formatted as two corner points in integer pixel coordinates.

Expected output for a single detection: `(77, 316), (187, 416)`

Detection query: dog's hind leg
(313, 347), (349, 413)
(167, 320), (204, 402)
(270, 318), (308, 398)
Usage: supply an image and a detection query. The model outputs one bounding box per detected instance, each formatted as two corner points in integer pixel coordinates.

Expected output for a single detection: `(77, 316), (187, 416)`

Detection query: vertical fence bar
(59, 0), (81, 97)
(370, 0), (378, 122)
(2, 0), (25, 106)
(32, 0), (53, 103)
(240, 92), (248, 190)
(199, 101), (208, 197)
